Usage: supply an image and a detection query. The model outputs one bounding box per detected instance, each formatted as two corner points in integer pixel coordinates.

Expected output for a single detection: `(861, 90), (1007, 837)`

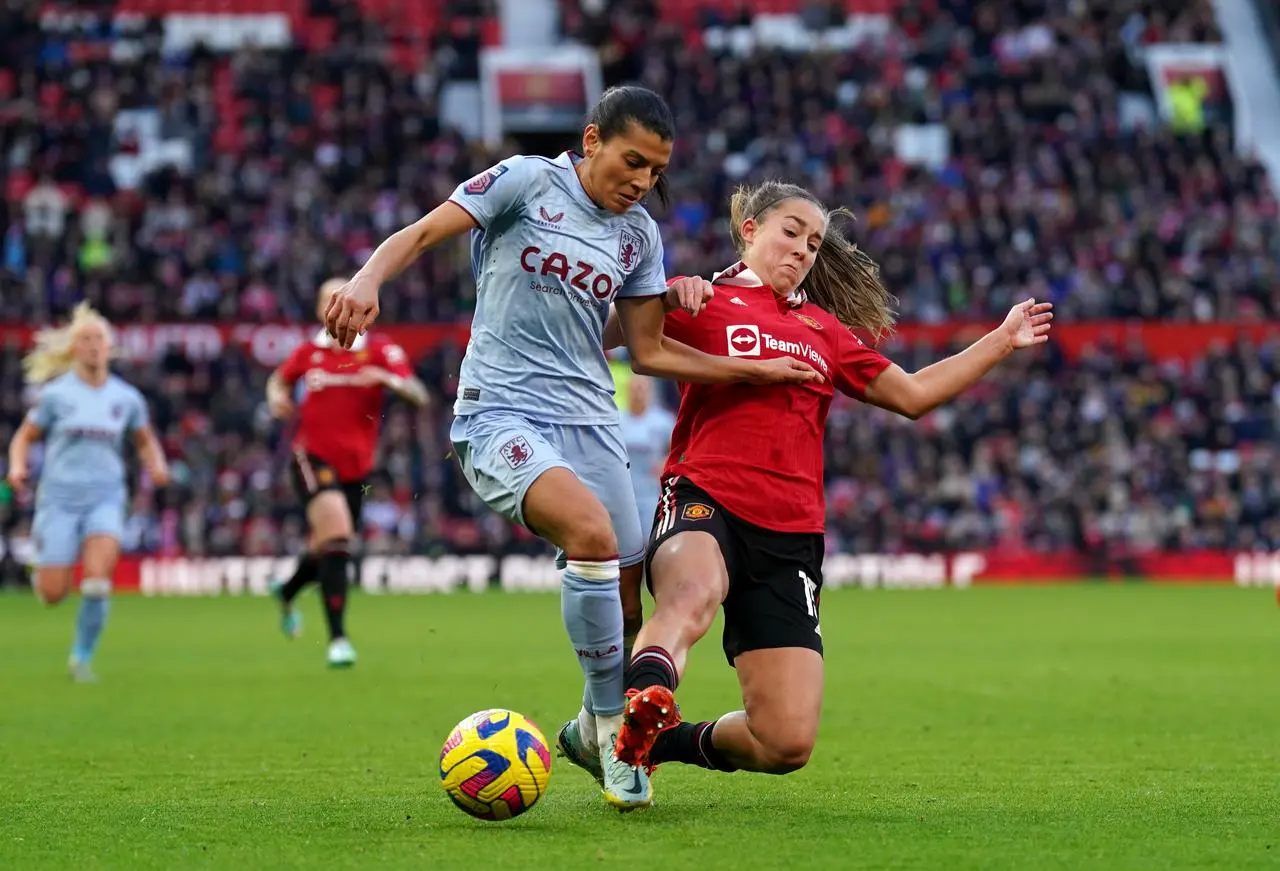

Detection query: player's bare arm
(364, 368), (430, 408)
(6, 419), (42, 490)
(132, 425), (171, 487)
(603, 277), (713, 350)
(266, 370), (296, 419)
(325, 202), (478, 348)
(863, 299), (1054, 419)
(615, 295), (823, 385)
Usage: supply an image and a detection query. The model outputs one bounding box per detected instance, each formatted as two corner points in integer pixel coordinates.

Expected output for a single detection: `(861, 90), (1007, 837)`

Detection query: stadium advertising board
(478, 45), (603, 146)
(1144, 43), (1245, 145)
(92, 552), (1280, 595)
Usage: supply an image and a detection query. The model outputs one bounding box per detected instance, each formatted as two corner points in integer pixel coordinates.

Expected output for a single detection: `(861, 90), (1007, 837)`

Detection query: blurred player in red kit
(266, 278), (428, 668)
(592, 181), (1053, 778)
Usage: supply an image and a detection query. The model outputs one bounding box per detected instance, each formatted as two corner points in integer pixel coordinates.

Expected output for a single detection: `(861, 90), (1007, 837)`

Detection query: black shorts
(648, 477), (825, 665)
(290, 452), (365, 531)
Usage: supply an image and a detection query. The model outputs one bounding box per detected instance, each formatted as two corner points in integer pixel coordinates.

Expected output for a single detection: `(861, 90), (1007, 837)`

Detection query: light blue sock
(71, 578), (111, 663)
(561, 559), (624, 717)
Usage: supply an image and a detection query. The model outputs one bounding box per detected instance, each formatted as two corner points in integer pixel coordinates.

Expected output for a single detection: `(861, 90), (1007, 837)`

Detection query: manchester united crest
(793, 312), (823, 330)
(682, 503), (714, 521)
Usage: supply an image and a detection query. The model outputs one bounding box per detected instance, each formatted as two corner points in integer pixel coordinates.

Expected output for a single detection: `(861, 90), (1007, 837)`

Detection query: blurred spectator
(0, 328), (1275, 561)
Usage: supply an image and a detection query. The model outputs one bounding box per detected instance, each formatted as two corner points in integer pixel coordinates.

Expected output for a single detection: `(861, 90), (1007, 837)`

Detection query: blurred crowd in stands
(1, 0), (1278, 578)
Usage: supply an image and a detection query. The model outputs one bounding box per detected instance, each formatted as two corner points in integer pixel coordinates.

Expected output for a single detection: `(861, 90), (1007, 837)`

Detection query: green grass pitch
(2, 586), (1278, 870)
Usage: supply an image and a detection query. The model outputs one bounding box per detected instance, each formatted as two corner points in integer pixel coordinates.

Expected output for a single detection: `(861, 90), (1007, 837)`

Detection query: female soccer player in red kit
(266, 278), (428, 668)
(595, 181), (1054, 778)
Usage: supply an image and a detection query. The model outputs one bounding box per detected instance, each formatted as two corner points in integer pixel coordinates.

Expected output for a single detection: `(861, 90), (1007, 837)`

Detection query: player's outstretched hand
(325, 276), (381, 349)
(1003, 299), (1054, 350)
(666, 277), (714, 317)
(6, 462), (28, 492)
(267, 392), (295, 420)
(746, 356), (824, 385)
(357, 365), (394, 387)
(149, 461), (171, 488)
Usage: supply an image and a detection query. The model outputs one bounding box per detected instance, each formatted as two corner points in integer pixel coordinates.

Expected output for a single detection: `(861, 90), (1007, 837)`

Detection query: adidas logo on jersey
(730, 297), (747, 306)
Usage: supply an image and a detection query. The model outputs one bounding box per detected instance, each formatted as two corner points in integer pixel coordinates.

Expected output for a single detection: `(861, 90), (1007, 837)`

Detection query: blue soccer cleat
(268, 579), (302, 639)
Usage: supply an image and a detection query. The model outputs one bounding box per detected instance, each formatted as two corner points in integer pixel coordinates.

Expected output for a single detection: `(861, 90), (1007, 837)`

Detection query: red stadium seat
(302, 17), (336, 49)
(312, 84), (340, 113)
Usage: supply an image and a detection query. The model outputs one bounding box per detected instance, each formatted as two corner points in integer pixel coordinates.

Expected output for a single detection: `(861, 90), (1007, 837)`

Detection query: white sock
(578, 706), (598, 749)
(595, 713), (623, 757)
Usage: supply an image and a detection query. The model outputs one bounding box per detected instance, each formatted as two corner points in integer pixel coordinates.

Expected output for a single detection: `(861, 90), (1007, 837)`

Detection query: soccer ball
(439, 709), (552, 820)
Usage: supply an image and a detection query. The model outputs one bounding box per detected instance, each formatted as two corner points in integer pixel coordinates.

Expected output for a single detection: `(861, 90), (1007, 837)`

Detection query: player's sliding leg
(649, 647), (823, 774)
(523, 467), (651, 810)
(615, 531), (728, 767)
(306, 490), (357, 668)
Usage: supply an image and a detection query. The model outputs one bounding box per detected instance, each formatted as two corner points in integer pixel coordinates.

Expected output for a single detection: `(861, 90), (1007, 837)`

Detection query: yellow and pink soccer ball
(439, 709), (552, 820)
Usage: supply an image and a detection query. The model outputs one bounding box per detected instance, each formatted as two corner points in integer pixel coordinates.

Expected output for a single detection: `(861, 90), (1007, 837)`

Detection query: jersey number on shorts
(799, 569), (821, 636)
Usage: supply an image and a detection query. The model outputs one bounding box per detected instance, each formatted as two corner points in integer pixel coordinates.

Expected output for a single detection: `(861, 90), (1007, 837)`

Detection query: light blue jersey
(29, 372), (147, 512)
(620, 405), (675, 540)
(449, 152), (667, 425)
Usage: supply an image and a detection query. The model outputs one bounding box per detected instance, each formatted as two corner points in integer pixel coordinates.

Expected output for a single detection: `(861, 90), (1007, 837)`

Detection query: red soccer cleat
(614, 686), (682, 769)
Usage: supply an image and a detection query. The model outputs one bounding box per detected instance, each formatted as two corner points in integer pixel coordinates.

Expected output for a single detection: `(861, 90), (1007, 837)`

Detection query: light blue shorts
(634, 489), (660, 546)
(451, 411), (645, 567)
(33, 498), (125, 567)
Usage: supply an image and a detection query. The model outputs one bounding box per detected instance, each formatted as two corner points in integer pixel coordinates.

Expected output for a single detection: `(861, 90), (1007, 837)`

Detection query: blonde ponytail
(22, 302), (114, 385)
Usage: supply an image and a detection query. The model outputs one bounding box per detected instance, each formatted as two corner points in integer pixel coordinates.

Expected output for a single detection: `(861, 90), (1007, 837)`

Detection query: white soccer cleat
(67, 656), (98, 684)
(599, 728), (652, 811)
(327, 637), (357, 668)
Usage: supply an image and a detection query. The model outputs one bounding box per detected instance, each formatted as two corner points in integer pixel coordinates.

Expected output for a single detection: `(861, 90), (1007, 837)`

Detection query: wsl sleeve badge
(463, 164), (509, 195)
(439, 709), (552, 820)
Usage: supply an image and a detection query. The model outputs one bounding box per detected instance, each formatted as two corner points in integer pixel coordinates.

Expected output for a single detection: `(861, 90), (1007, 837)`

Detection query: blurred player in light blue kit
(323, 86), (820, 810)
(619, 375), (675, 544)
(6, 303), (169, 682)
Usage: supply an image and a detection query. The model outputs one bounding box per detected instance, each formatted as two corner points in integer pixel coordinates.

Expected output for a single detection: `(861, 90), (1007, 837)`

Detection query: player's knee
(39, 586), (70, 606)
(316, 535), (354, 554)
(560, 521), (618, 563)
(35, 574), (71, 605)
(757, 733), (815, 774)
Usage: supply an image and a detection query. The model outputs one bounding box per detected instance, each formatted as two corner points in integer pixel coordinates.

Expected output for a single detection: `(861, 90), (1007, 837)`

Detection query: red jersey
(277, 331), (414, 481)
(662, 263), (892, 533)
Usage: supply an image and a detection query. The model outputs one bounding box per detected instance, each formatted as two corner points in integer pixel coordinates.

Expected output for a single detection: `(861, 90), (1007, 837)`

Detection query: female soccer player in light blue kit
(6, 303), (169, 682)
(324, 86), (819, 810)
(619, 375), (675, 545)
